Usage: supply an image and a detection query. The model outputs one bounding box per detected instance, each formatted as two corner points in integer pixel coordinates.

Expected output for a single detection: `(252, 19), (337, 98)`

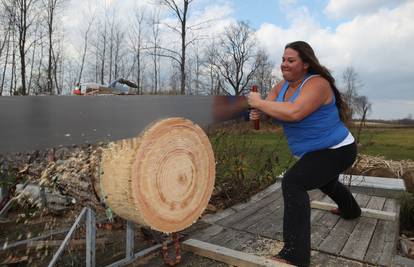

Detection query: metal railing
(47, 206), (168, 267)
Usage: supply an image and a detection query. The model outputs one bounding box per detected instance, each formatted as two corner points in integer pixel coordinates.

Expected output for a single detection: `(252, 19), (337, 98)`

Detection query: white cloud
(324, 0), (407, 19)
(278, 0), (298, 10)
(255, 0), (414, 119)
(256, 1), (414, 98)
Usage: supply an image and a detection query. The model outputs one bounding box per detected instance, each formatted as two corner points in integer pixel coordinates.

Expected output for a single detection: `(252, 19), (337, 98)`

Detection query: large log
(1, 117), (215, 233)
(98, 117), (215, 233)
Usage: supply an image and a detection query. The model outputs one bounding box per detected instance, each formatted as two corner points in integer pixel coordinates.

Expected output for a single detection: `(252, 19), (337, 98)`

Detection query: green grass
(353, 127), (414, 160)
(213, 126), (414, 161)
(209, 129), (294, 206)
(211, 131), (293, 174)
(208, 124), (413, 202)
(209, 124), (414, 232)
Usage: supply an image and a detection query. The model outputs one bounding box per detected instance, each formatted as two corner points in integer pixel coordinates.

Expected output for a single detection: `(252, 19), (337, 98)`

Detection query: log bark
(98, 117), (215, 233)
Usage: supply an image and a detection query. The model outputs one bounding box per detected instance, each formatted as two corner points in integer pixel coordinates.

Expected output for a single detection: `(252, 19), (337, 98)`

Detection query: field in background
(209, 122), (414, 207)
(352, 123), (414, 161)
(212, 122), (414, 161)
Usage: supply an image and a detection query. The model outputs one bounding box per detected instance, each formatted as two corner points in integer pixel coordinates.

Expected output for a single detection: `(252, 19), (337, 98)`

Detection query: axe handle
(251, 85), (260, 130)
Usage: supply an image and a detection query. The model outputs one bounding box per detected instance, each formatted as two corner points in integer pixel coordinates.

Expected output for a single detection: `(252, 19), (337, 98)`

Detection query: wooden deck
(195, 182), (401, 266)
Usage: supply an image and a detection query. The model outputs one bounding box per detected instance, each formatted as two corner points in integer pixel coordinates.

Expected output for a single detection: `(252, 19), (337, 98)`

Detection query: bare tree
(0, 20), (10, 65)
(43, 0), (62, 94)
(51, 37), (62, 94)
(168, 61), (179, 94)
(204, 40), (222, 95)
(208, 21), (259, 95)
(353, 95), (372, 142)
(159, 0), (194, 95)
(113, 26), (125, 80)
(3, 0), (40, 95)
(188, 40), (203, 95)
(129, 7), (146, 94)
(27, 22), (42, 93)
(77, 13), (95, 84)
(34, 30), (45, 94)
(148, 10), (161, 94)
(252, 48), (274, 97)
(0, 18), (12, 95)
(10, 23), (17, 95)
(107, 9), (118, 83)
(342, 66), (363, 119)
(99, 15), (108, 84)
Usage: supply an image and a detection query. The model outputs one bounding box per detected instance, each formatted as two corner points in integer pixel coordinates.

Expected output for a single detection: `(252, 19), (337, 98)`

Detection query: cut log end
(100, 117), (215, 233)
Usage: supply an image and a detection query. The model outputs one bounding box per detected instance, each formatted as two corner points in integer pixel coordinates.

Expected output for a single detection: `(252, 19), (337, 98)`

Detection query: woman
(247, 41), (361, 266)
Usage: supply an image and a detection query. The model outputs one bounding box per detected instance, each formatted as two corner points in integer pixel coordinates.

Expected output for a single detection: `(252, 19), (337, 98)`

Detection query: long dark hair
(285, 41), (349, 122)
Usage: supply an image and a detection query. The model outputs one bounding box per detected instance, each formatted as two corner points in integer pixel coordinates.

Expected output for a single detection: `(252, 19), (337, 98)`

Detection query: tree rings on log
(99, 117), (215, 233)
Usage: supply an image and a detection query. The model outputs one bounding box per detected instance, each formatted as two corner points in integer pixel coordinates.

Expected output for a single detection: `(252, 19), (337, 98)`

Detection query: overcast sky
(65, 0), (413, 120)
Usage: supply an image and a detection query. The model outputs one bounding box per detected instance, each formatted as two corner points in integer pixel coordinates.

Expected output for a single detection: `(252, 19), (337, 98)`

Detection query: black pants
(278, 142), (361, 266)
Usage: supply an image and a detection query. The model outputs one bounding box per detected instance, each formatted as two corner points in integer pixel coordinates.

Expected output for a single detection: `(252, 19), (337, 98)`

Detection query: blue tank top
(276, 74), (349, 157)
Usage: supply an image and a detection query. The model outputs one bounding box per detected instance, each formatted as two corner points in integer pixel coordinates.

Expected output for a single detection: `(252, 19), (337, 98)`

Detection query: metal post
(86, 207), (96, 267)
(48, 207), (87, 267)
(126, 221), (134, 260)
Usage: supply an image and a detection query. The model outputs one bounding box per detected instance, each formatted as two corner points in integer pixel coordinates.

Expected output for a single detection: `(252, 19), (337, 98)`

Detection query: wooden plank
(310, 194), (347, 248)
(339, 174), (406, 190)
(309, 194), (339, 248)
(310, 192), (345, 223)
(317, 216), (359, 254)
(247, 187), (314, 238)
(200, 224), (257, 250)
(339, 175), (405, 198)
(206, 227), (258, 253)
(202, 183), (282, 225)
(217, 192), (280, 227)
(202, 208), (237, 224)
(191, 224), (226, 242)
(340, 220), (376, 261)
(240, 189), (328, 238)
(222, 230), (257, 251)
(352, 193), (371, 209)
(366, 196), (386, 210)
(311, 201), (396, 221)
(244, 189), (326, 239)
(182, 239), (294, 267)
(311, 212), (340, 248)
(311, 194), (370, 249)
(232, 189), (283, 231)
(340, 196), (382, 261)
(310, 250), (366, 267)
(232, 182), (282, 211)
(244, 190), (326, 238)
(317, 196), (385, 255)
(245, 203), (284, 240)
(207, 227), (244, 246)
(364, 198), (399, 266)
(308, 189), (325, 202)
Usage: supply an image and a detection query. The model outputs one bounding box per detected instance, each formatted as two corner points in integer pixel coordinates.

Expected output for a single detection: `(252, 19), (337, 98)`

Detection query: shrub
(209, 128), (292, 207)
(400, 192), (414, 232)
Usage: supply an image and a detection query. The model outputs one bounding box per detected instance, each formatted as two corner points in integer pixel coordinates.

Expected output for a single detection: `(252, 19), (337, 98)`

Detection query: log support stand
(48, 207), (178, 267)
